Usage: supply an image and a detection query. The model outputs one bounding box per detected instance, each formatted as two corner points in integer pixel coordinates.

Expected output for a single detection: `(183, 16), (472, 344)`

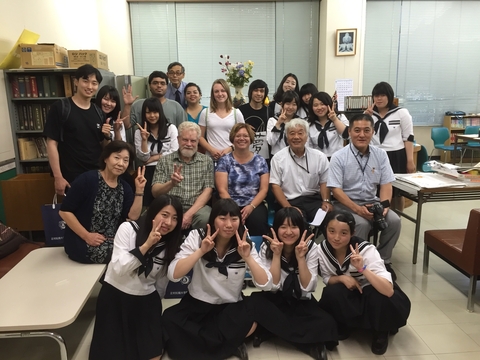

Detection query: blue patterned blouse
(215, 153), (269, 207)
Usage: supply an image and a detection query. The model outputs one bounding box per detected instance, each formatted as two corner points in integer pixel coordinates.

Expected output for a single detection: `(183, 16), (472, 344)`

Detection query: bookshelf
(442, 114), (480, 162)
(3, 68), (115, 174)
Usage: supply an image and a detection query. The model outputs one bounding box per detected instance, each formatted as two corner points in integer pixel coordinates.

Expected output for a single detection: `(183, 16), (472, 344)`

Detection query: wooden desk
(392, 178), (480, 264)
(0, 247), (105, 360)
(452, 134), (480, 165)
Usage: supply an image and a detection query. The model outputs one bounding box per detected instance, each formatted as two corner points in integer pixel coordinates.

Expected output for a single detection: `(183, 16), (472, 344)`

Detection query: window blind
(129, 1), (319, 100)
(363, 0), (480, 125)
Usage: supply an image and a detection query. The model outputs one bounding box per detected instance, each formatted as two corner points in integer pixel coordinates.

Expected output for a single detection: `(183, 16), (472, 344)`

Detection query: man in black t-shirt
(239, 79), (270, 160)
(44, 65), (108, 195)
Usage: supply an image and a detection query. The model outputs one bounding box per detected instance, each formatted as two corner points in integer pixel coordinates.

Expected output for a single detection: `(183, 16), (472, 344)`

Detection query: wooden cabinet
(3, 68), (115, 174)
(0, 174), (56, 232)
(442, 115), (480, 162)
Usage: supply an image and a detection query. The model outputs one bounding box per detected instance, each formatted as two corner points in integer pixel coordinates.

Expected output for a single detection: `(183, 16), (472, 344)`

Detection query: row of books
(450, 117), (480, 129)
(17, 137), (48, 161)
(24, 165), (50, 173)
(9, 74), (77, 99)
(17, 103), (50, 131)
(344, 95), (373, 111)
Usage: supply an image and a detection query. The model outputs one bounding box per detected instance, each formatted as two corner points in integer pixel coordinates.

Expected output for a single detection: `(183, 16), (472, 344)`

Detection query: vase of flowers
(219, 55), (254, 107)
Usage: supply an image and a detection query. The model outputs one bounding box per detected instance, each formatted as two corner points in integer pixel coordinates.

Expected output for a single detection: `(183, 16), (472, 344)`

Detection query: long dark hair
(307, 91), (334, 125)
(299, 83), (318, 115)
(95, 85), (121, 119)
(273, 73), (300, 104)
(135, 195), (184, 274)
(202, 198), (250, 262)
(141, 97), (168, 139)
(265, 207), (306, 267)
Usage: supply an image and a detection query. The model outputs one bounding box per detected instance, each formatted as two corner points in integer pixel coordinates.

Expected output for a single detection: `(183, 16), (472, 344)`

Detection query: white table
(0, 247), (105, 360)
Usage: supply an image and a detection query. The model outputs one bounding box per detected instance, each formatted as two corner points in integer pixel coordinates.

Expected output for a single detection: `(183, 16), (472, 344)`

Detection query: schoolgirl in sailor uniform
(307, 92), (349, 160)
(266, 90), (303, 156)
(162, 198), (272, 360)
(249, 207), (337, 360)
(135, 97), (179, 207)
(366, 82), (415, 174)
(318, 210), (411, 355)
(89, 194), (184, 360)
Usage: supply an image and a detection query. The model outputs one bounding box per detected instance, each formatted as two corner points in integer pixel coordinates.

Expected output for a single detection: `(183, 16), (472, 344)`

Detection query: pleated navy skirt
(89, 282), (163, 360)
(249, 291), (338, 345)
(162, 292), (253, 360)
(318, 282), (411, 332)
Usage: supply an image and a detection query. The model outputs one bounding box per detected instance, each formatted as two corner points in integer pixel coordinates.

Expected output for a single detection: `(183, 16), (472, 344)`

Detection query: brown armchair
(423, 208), (480, 312)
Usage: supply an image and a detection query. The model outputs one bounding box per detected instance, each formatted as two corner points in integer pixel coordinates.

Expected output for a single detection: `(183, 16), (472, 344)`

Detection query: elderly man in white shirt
(270, 118), (333, 222)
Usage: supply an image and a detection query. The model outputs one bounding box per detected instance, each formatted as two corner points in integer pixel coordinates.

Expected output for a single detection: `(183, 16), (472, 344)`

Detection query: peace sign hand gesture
(365, 100), (374, 116)
(200, 224), (218, 255)
(263, 228), (283, 257)
(295, 230), (314, 260)
(327, 105), (337, 121)
(135, 166), (147, 192)
(349, 243), (365, 272)
(137, 122), (150, 141)
(236, 229), (252, 259)
(113, 112), (128, 132)
(171, 163), (184, 185)
(146, 219), (162, 247)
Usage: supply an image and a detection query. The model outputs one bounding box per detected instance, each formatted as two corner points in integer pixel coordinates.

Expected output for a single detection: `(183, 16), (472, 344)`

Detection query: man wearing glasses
(123, 70), (186, 129)
(270, 118), (333, 223)
(166, 62), (187, 109)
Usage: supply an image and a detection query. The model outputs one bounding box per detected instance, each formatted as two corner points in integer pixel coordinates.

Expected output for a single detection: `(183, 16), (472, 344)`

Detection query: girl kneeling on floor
(162, 198), (272, 360)
(249, 207), (338, 360)
(89, 194), (183, 360)
(318, 210), (411, 355)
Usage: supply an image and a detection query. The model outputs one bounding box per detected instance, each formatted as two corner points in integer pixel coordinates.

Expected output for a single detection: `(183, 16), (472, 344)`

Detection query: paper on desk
(395, 173), (466, 188)
(309, 208), (327, 226)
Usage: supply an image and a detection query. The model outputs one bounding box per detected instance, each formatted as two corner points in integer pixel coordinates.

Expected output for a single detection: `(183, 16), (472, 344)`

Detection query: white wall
(318, 0), (367, 95)
(0, 0), (133, 163)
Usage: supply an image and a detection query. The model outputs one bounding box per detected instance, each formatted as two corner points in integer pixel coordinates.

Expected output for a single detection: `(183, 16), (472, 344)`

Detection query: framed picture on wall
(336, 29), (357, 56)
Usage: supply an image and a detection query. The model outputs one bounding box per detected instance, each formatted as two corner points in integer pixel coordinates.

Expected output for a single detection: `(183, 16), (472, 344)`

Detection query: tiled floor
(2, 199), (480, 359)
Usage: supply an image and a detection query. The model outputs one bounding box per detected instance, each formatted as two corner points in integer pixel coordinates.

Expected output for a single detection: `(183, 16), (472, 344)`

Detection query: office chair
(429, 127), (462, 163)
(462, 126), (480, 165)
(416, 145), (430, 172)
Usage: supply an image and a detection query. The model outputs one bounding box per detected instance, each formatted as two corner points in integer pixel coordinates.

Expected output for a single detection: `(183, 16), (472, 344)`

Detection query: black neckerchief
(205, 247), (243, 277)
(320, 236), (369, 276)
(314, 120), (332, 149)
(271, 115), (288, 146)
(280, 239), (315, 301)
(373, 106), (400, 144)
(128, 221), (167, 277)
(147, 133), (163, 153)
(137, 241), (166, 277)
(197, 228), (244, 277)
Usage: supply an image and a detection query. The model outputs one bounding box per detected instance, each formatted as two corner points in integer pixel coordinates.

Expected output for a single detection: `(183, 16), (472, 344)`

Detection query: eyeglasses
(167, 71), (184, 76)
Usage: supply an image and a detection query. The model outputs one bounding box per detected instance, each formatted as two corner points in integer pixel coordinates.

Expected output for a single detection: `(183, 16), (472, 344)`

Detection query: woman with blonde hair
(198, 79), (245, 160)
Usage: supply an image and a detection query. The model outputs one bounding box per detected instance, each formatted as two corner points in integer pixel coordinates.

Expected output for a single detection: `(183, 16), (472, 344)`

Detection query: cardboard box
(1, 174), (56, 231)
(18, 43), (69, 69)
(68, 50), (109, 70)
